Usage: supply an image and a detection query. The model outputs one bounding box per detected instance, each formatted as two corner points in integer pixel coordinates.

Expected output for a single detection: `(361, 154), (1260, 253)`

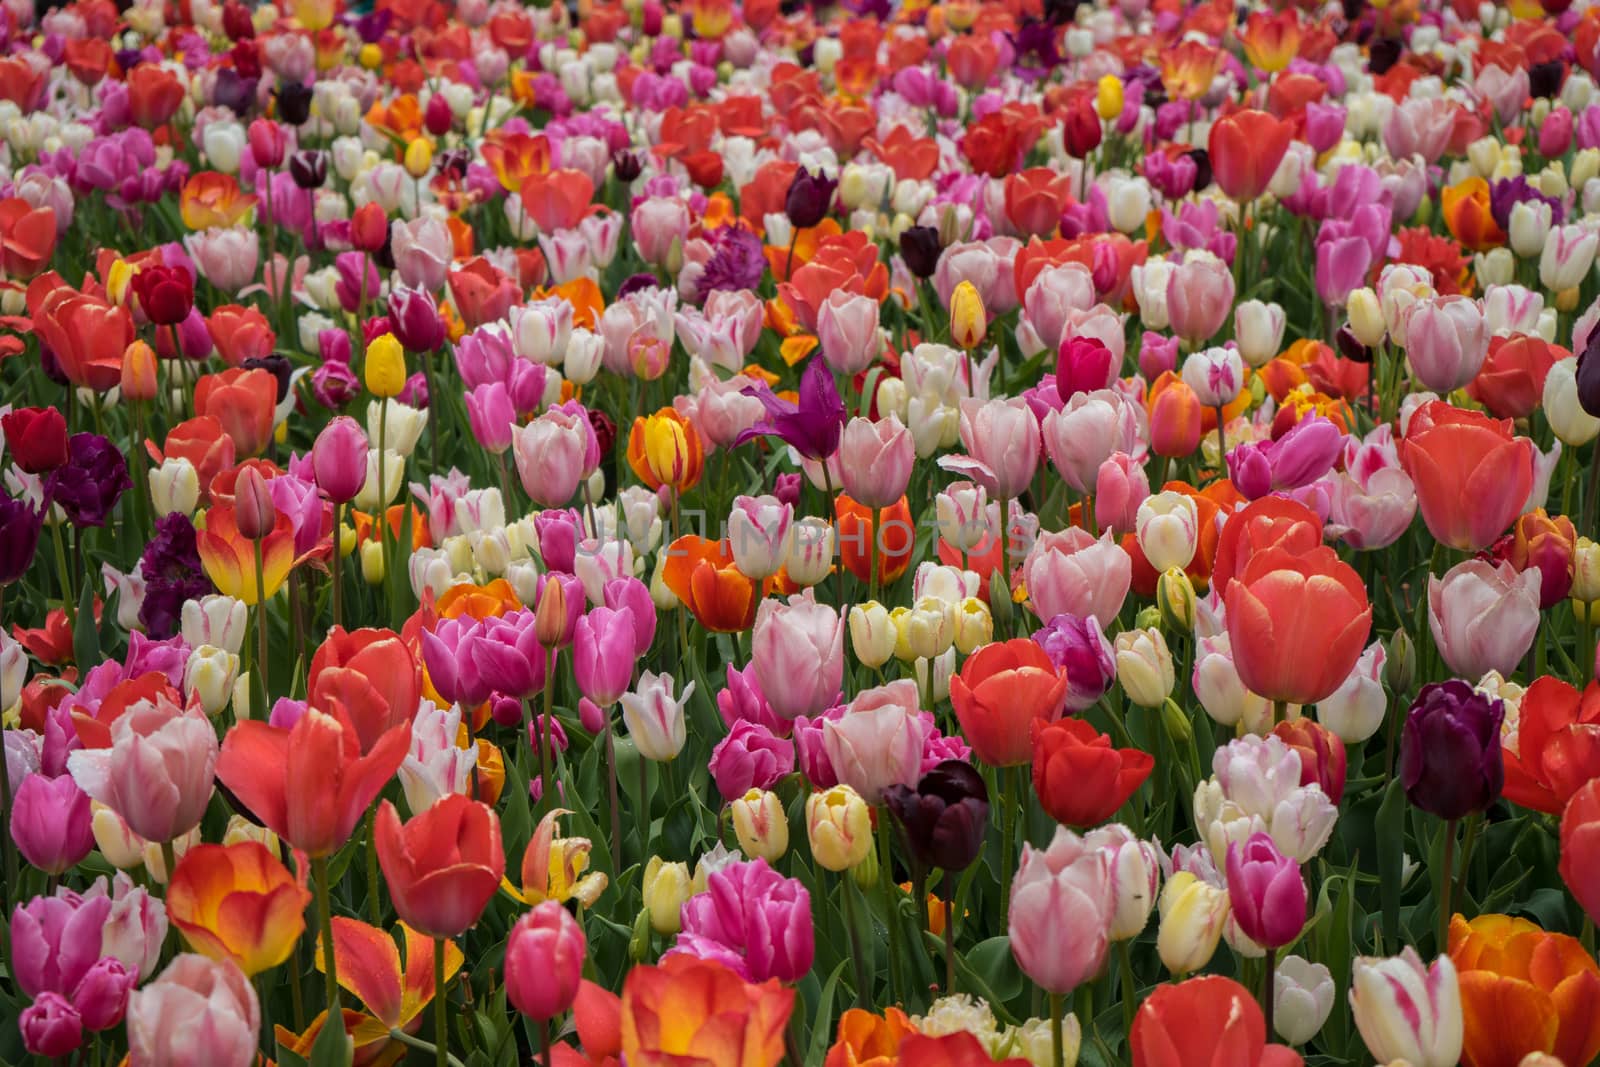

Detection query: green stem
(50, 518), (75, 629)
(434, 937), (448, 1067)
(540, 649), (556, 812)
(841, 872), (871, 1007)
(254, 539), (269, 706)
(377, 402), (389, 598)
(604, 718), (622, 873)
(943, 893), (957, 995)
(821, 462), (845, 612)
(876, 809), (903, 1007)
(161, 839), (177, 885)
(999, 765), (1015, 909)
(1263, 946), (1277, 1041)
(313, 855), (342, 1015)
(385, 1029), (467, 1067)
(1456, 814), (1481, 925)
(1050, 992), (1065, 1067)
(365, 805), (382, 925)
(539, 1023), (552, 1067)
(331, 503), (344, 631)
(1117, 939), (1136, 1040)
(1438, 819), (1457, 953)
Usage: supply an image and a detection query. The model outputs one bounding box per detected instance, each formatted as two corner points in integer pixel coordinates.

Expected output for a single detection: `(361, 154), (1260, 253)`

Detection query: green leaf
(73, 579), (98, 667)
(804, 960), (851, 1067)
(962, 936), (1024, 1015)
(1376, 777), (1405, 952)
(307, 1009), (354, 1067)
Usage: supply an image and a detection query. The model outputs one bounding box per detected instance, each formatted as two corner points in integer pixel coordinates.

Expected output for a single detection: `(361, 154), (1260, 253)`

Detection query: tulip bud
(898, 596), (955, 661)
(364, 333), (407, 398)
(535, 577), (569, 647)
(1383, 628), (1416, 696)
(851, 836), (879, 889)
(350, 201), (388, 253)
(783, 517), (834, 588)
(628, 906), (652, 962)
(641, 856), (692, 934)
(150, 457), (200, 517)
(121, 340), (158, 402)
(1156, 871), (1228, 976)
(183, 644), (240, 716)
(404, 137), (434, 178)
(505, 901), (586, 1022)
(91, 803), (146, 870)
(731, 788), (789, 862)
(988, 560), (1015, 631)
(1115, 627), (1174, 708)
(1157, 568), (1196, 632)
(1273, 955), (1335, 1046)
(1160, 697), (1194, 747)
(849, 601), (896, 669)
(233, 465), (276, 540)
(806, 784), (873, 871)
(1095, 74), (1124, 120)
(360, 540), (385, 584)
(1233, 300), (1286, 368)
(1346, 287), (1386, 347)
(953, 597), (993, 654)
(949, 280), (986, 351)
(1136, 491), (1199, 572)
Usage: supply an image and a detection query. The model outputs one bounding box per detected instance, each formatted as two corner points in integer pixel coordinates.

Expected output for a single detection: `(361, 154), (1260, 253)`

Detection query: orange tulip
(1209, 110), (1294, 202)
(1502, 677), (1600, 815)
(620, 954), (794, 1067)
(1450, 913), (1600, 1067)
(216, 708), (409, 857)
(207, 305), (276, 368)
(309, 627), (422, 756)
(834, 493), (913, 587)
(1211, 495), (1324, 594)
(1003, 168), (1074, 238)
(1441, 178), (1507, 252)
(434, 578), (522, 620)
(662, 535), (761, 633)
(149, 415), (235, 503)
(1161, 41), (1224, 102)
(1240, 10), (1301, 72)
(447, 256), (521, 331)
(520, 169), (595, 233)
(194, 367), (277, 458)
(27, 276), (133, 392)
(167, 842), (311, 976)
(196, 505), (295, 606)
(1225, 545), (1372, 707)
(0, 197), (56, 280)
(628, 409), (705, 493)
(1401, 400), (1534, 552)
(374, 795), (504, 939)
(480, 131), (552, 193)
(949, 638), (1070, 767)
(180, 172), (258, 231)
(1146, 372), (1203, 458)
(824, 1008), (916, 1067)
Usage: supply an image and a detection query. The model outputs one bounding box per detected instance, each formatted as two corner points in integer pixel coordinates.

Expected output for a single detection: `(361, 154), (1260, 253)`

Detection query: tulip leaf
(500, 753), (532, 857)
(308, 1004), (355, 1067)
(72, 579), (98, 668)
(961, 936), (1024, 1019)
(804, 960), (851, 1067)
(1376, 777), (1405, 951)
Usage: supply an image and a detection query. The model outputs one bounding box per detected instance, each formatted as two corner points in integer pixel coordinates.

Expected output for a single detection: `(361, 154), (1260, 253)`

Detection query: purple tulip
(9, 892), (113, 999)
(707, 721), (794, 801)
(735, 355), (846, 462)
(45, 434), (131, 528)
(1400, 680), (1504, 821)
(672, 858), (815, 983)
(1225, 832), (1307, 949)
(534, 509), (583, 573)
(419, 618), (494, 708)
(387, 286), (446, 353)
(716, 663), (791, 737)
(1032, 614), (1117, 712)
(469, 609), (546, 699)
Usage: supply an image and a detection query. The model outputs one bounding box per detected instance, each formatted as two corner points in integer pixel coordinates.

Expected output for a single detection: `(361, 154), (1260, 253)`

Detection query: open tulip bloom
(14, 5), (1600, 1067)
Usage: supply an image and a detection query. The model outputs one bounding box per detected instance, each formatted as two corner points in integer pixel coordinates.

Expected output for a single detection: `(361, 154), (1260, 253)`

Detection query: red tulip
(1504, 677), (1600, 815)
(1225, 545), (1372, 707)
(949, 639), (1069, 767)
(309, 627), (422, 755)
(374, 795), (504, 939)
(1211, 496), (1324, 595)
(1208, 110), (1294, 202)
(1467, 335), (1562, 420)
(126, 64), (184, 128)
(1401, 400), (1534, 552)
(1561, 779), (1600, 927)
(519, 169), (596, 233)
(0, 197), (56, 280)
(131, 264), (195, 326)
(216, 709), (408, 857)
(1270, 718), (1347, 803)
(1, 406), (68, 474)
(27, 276), (133, 392)
(1031, 717), (1153, 827)
(1132, 975), (1304, 1067)
(194, 368), (276, 459)
(447, 257), (521, 331)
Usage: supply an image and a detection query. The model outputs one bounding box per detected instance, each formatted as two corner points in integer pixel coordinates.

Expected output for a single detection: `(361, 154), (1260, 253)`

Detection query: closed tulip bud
(728, 495), (792, 581)
(1384, 629), (1416, 696)
(1348, 291), (1389, 349)
(1474, 248), (1515, 288)
(360, 540), (384, 584)
(620, 671), (690, 762)
(1159, 696), (1194, 747)
(1509, 200), (1552, 259)
(535, 576), (571, 648)
(1225, 832), (1306, 948)
(1180, 346), (1243, 407)
(1274, 955), (1335, 1046)
(1157, 568), (1196, 632)
(898, 596), (956, 661)
(364, 333), (406, 398)
(183, 644), (240, 716)
(1233, 300), (1286, 368)
(806, 783), (873, 871)
(122, 340), (158, 402)
(230, 674), (251, 721)
(641, 856), (691, 934)
(1574, 538), (1600, 604)
(784, 517), (835, 588)
(1136, 491), (1199, 572)
(505, 901), (585, 1022)
(849, 600), (896, 669)
(403, 138), (433, 178)
(1096, 74), (1124, 120)
(350, 201), (388, 253)
(950, 280), (986, 351)
(953, 596), (992, 654)
(233, 465), (275, 541)
(151, 457), (200, 517)
(851, 835), (879, 888)
(1157, 870), (1228, 976)
(732, 788), (789, 862)
(1115, 627), (1174, 708)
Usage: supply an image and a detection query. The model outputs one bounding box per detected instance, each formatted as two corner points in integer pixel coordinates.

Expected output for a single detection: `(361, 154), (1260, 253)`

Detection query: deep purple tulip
(883, 759), (990, 882)
(735, 356), (846, 462)
(784, 167), (837, 230)
(0, 495), (42, 585)
(1399, 680), (1504, 821)
(44, 434), (131, 528)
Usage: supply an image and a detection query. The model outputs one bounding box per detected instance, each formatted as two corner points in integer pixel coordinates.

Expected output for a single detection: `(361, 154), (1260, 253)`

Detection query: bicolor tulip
(166, 842), (310, 976)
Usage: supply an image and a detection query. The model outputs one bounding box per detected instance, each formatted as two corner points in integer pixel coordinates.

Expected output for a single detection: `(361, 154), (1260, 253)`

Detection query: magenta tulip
(1225, 832), (1306, 949)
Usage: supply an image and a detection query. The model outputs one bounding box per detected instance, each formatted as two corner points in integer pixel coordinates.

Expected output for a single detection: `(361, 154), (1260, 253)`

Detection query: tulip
(1270, 718), (1347, 804)
(731, 788), (789, 862)
(941, 397), (1040, 499)
(709, 721), (795, 802)
(823, 681), (926, 803)
(1403, 296), (1489, 393)
(1540, 223), (1599, 293)
(1114, 627), (1175, 709)
(1008, 826), (1115, 994)
(751, 591), (843, 722)
(1032, 718), (1153, 829)
(1056, 335), (1118, 398)
(950, 280), (987, 350)
(1133, 974), (1304, 1067)
(806, 784), (874, 872)
(1401, 401), (1534, 552)
(573, 606), (639, 707)
(1273, 955), (1334, 1047)
(784, 518), (835, 588)
(1021, 527), (1132, 628)
(1146, 373), (1203, 458)
(1224, 832), (1305, 950)
(1350, 948), (1463, 1067)
(1235, 301), (1287, 368)
(66, 693), (218, 844)
(1032, 613), (1118, 711)
(947, 638), (1066, 765)
(1041, 388), (1146, 494)
(514, 408), (591, 507)
(839, 416), (914, 509)
(1136, 491), (1199, 573)
(620, 953), (794, 1067)
(620, 671), (691, 762)
(727, 495), (792, 581)
(1209, 110), (1293, 202)
(643, 856), (693, 934)
(505, 900), (586, 1021)
(2, 407), (68, 474)
(818, 291), (881, 375)
(883, 760), (989, 878)
(1400, 680), (1504, 821)
(627, 408), (705, 494)
(1544, 359), (1600, 446)
(166, 842), (310, 976)
(374, 795), (504, 938)
(1449, 913), (1600, 1067)
(1156, 871), (1229, 977)
(10, 772), (93, 875)
(20, 993), (82, 1057)
(677, 858), (815, 983)
(849, 601), (897, 670)
(1503, 678), (1600, 815)
(1428, 559), (1541, 680)
(126, 955), (260, 1067)
(1166, 253), (1235, 345)
(1180, 346), (1243, 408)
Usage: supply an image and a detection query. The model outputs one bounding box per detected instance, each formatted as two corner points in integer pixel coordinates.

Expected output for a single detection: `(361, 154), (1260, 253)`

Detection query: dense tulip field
(11, 0), (1600, 1064)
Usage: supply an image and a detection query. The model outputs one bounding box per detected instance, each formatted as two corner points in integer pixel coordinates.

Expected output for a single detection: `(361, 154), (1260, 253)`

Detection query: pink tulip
(1225, 832), (1306, 949)
(1315, 235), (1371, 309)
(1056, 336), (1118, 399)
(817, 290), (881, 376)
(1022, 527), (1132, 628)
(390, 215), (453, 292)
(182, 228), (259, 293)
(1428, 559), (1540, 680)
(1541, 106), (1575, 158)
(10, 773), (93, 875)
(72, 956), (134, 1031)
(708, 721), (794, 801)
(65, 694), (216, 845)
(420, 617), (494, 708)
(1041, 388), (1147, 494)
(469, 609), (546, 699)
(572, 606), (638, 707)
(933, 237), (1021, 314)
(1008, 826), (1115, 993)
(1165, 254), (1235, 345)
(94, 875), (167, 982)
(465, 382), (516, 454)
(1017, 262), (1097, 356)
(1403, 296), (1488, 393)
(9, 891), (111, 999)
(939, 397), (1040, 499)
(505, 900), (586, 1020)
(1061, 304), (1127, 367)
(823, 680), (928, 804)
(1475, 63), (1529, 125)
(753, 591), (844, 721)
(20, 993), (82, 1057)
(1095, 452), (1150, 537)
(127, 955), (259, 1067)
(839, 415), (914, 508)
(631, 196), (691, 266)
(1138, 331), (1181, 379)
(512, 407), (590, 507)
(310, 416), (369, 505)
(1381, 97), (1455, 164)
(682, 373), (768, 450)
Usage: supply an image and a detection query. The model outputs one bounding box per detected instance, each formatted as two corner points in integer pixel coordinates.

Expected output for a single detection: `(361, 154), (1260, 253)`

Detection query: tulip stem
(1213, 404), (1227, 474)
(999, 766), (1015, 909)
(49, 517), (75, 630)
(1456, 814), (1481, 925)
(377, 400), (389, 613)
(1117, 939), (1136, 1039)
(1262, 946), (1276, 1040)
(538, 1023), (553, 1067)
(331, 503), (344, 631)
(254, 539), (269, 706)
(161, 839), (177, 886)
(821, 463), (845, 613)
(841, 872), (870, 1007)
(1438, 818), (1457, 953)
(0, 719), (14, 911)
(434, 937), (448, 1067)
(365, 805), (382, 925)
(604, 718), (622, 874)
(997, 496), (1012, 616)
(541, 649), (556, 812)
(386, 1028), (466, 1067)
(943, 894), (957, 995)
(312, 855), (342, 1016)
(877, 809), (903, 1006)
(1049, 992), (1065, 1067)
